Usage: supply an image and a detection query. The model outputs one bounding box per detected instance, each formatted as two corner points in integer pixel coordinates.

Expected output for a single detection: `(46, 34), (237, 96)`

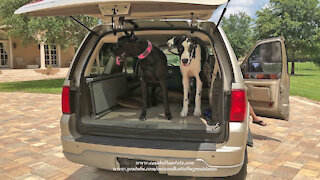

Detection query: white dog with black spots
(167, 36), (203, 117)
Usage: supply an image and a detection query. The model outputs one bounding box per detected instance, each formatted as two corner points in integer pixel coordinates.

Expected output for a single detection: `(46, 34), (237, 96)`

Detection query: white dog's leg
(194, 74), (202, 117)
(180, 76), (190, 117)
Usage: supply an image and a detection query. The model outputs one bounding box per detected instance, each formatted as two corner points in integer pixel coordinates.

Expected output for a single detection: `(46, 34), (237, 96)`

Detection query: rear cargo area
(81, 72), (217, 131)
(82, 102), (213, 131)
(76, 28), (227, 141)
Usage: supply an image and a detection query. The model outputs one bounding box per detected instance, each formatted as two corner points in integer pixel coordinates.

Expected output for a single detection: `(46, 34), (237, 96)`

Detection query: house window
(0, 43), (8, 67)
(44, 45), (58, 67)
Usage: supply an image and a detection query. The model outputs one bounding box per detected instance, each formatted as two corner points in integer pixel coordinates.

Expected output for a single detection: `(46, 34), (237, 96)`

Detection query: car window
(246, 41), (282, 78)
(166, 54), (180, 66)
(88, 43), (123, 76)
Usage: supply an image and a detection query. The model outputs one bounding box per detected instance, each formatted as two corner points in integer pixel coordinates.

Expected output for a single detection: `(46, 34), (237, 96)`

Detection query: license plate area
(116, 157), (158, 169)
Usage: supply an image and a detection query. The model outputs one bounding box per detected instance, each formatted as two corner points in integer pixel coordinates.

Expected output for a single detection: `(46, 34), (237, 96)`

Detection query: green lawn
(0, 78), (64, 94)
(289, 62), (320, 101)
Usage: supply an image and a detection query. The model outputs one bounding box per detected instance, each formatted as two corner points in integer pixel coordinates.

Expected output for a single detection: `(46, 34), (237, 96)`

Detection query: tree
(221, 12), (255, 59)
(306, 43), (320, 68)
(255, 0), (320, 75)
(0, 0), (99, 48)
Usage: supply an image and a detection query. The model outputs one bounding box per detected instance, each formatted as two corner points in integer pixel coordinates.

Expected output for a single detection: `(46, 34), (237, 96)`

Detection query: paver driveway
(0, 69), (68, 82)
(0, 92), (319, 180)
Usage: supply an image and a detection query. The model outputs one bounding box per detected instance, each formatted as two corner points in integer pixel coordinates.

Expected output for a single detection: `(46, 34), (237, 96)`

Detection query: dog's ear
(167, 36), (182, 47)
(167, 37), (176, 48)
(175, 36), (186, 46)
(191, 37), (206, 47)
(173, 36), (181, 46)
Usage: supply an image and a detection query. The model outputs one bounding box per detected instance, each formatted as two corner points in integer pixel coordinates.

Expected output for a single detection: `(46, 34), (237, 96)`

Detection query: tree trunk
(290, 51), (295, 75)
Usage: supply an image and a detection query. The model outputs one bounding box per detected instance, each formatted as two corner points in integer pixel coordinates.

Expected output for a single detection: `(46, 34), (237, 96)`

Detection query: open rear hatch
(15, 0), (230, 143)
(15, 0), (227, 21)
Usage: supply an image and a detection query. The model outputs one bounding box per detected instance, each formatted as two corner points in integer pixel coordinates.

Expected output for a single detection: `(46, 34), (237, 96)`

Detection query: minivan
(16, 0), (289, 179)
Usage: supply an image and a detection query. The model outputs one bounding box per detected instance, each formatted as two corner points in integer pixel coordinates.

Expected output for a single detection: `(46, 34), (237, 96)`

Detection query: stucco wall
(11, 39), (75, 68)
(60, 46), (75, 68)
(11, 39), (40, 69)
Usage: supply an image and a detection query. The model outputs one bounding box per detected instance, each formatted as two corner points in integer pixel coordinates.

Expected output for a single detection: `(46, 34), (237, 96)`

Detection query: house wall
(1, 30), (76, 69)
(11, 39), (75, 68)
(60, 46), (75, 68)
(11, 39), (40, 69)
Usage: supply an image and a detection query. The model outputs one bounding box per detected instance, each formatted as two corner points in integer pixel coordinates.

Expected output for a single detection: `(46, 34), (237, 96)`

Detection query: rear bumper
(61, 115), (248, 177)
(62, 138), (244, 177)
(63, 148), (243, 177)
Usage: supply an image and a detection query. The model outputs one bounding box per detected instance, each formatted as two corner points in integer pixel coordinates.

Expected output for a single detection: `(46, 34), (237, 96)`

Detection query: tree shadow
(252, 133), (281, 142)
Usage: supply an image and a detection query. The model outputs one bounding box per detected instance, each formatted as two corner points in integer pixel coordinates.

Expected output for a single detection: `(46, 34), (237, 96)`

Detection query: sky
(210, 0), (270, 22)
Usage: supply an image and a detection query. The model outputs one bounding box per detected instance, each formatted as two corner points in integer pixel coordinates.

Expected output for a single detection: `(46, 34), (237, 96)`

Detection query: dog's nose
(182, 59), (188, 64)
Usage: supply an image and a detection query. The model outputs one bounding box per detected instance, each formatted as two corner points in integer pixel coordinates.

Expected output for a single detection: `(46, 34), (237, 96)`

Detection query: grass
(0, 78), (64, 94)
(289, 61), (320, 72)
(289, 62), (320, 101)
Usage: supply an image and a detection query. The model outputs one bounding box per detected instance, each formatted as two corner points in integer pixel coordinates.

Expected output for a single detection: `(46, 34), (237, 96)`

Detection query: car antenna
(216, 0), (231, 27)
(69, 16), (98, 36)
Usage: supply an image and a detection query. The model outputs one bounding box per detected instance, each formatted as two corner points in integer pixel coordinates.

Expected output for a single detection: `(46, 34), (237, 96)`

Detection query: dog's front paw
(193, 109), (201, 117)
(180, 109), (188, 117)
(139, 114), (147, 121)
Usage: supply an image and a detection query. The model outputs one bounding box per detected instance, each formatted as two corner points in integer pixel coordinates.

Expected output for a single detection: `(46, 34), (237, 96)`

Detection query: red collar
(137, 41), (152, 60)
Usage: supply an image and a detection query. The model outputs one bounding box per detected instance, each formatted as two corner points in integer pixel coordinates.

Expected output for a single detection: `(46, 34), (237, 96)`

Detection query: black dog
(113, 32), (171, 121)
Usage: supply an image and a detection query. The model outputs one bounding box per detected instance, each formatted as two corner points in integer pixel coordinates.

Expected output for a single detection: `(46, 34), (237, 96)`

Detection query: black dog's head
(112, 31), (144, 65)
(167, 36), (200, 66)
(110, 45), (127, 66)
(117, 31), (140, 53)
(111, 31), (138, 65)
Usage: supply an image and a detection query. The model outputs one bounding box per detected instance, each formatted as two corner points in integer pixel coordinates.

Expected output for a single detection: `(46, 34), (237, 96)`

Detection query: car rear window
(247, 41), (282, 75)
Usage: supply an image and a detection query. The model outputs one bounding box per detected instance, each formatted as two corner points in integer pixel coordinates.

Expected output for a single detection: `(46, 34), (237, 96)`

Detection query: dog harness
(137, 40), (153, 60)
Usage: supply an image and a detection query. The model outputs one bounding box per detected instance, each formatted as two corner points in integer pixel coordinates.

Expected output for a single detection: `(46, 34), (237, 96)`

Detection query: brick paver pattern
(0, 69), (69, 82)
(0, 92), (319, 180)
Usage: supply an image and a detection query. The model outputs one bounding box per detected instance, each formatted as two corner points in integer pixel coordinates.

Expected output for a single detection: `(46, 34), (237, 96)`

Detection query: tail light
(62, 86), (70, 114)
(256, 74), (265, 79)
(229, 89), (247, 122)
